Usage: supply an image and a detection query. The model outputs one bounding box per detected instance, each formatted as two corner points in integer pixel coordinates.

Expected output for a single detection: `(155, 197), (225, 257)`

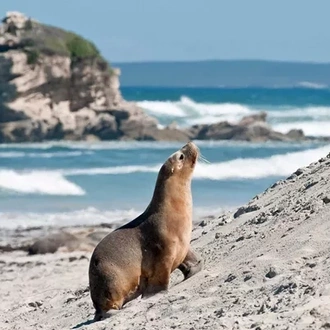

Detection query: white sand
(1, 153), (330, 329)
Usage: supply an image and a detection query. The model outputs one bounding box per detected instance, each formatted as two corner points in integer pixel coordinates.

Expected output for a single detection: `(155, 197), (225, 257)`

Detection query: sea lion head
(164, 141), (199, 179)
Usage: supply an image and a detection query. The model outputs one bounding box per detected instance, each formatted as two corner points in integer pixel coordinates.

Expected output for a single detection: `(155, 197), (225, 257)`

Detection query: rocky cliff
(0, 12), (169, 143)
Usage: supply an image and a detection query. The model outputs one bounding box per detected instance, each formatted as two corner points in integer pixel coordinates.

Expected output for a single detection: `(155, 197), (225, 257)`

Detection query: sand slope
(1, 153), (330, 329)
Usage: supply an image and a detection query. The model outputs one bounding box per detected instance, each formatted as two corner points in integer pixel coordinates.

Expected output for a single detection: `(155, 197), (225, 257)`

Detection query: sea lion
(28, 229), (107, 255)
(28, 231), (81, 255)
(89, 141), (203, 321)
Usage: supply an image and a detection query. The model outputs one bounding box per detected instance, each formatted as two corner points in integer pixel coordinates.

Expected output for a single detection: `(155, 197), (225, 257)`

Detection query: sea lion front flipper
(142, 261), (171, 299)
(178, 247), (203, 280)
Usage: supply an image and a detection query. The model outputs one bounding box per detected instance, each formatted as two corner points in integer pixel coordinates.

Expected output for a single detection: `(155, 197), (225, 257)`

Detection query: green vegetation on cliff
(13, 19), (108, 66)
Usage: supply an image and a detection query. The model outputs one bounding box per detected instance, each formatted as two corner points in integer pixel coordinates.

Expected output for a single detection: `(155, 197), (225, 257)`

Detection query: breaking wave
(0, 170), (85, 195)
(55, 144), (330, 180)
(0, 206), (228, 229)
(138, 96), (253, 124)
(137, 96), (330, 132)
(0, 207), (140, 229)
(192, 145), (330, 180)
(273, 121), (330, 137)
(0, 151), (92, 158)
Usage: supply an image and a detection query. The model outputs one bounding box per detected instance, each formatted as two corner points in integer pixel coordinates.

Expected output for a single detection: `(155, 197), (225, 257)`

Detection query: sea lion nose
(184, 141), (194, 149)
(184, 141), (199, 153)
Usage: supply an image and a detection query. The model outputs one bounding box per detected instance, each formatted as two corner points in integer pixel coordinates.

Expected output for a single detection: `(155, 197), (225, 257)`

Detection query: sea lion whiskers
(198, 152), (210, 164)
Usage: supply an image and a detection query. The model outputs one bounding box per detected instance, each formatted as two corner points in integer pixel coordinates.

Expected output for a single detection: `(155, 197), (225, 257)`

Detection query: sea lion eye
(179, 153), (184, 160)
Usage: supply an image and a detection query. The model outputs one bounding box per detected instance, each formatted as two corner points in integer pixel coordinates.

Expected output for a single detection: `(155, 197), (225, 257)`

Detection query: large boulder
(188, 113), (306, 142)
(238, 111), (267, 126)
(189, 121), (244, 140)
(87, 113), (118, 140)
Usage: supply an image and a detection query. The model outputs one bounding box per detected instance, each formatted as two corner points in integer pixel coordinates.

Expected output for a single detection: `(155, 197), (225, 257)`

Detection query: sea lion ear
(171, 168), (174, 174)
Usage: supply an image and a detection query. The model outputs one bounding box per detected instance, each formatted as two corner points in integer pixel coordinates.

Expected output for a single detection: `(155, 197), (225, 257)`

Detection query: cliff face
(0, 12), (163, 143)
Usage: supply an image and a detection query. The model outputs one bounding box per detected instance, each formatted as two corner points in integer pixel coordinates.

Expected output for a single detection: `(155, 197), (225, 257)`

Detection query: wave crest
(59, 145), (330, 180)
(138, 96), (330, 136)
(0, 170), (85, 195)
(273, 121), (330, 137)
(0, 207), (140, 229)
(0, 151), (91, 158)
(138, 96), (252, 124)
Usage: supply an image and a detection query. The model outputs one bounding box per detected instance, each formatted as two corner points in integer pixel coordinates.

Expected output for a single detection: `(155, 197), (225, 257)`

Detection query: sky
(0, 1), (329, 63)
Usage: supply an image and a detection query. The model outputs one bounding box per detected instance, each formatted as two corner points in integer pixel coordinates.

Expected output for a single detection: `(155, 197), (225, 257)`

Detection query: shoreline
(0, 212), (222, 251)
(2, 151), (330, 329)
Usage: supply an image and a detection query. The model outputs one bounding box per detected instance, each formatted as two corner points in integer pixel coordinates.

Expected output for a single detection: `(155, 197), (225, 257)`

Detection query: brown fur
(88, 142), (203, 321)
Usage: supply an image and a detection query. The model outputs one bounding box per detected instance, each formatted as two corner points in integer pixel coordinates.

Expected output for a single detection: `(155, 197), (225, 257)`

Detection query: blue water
(122, 87), (330, 106)
(1, 87), (330, 229)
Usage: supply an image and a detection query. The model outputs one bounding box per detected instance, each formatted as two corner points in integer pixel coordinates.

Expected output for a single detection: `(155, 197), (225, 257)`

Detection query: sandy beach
(1, 151), (330, 330)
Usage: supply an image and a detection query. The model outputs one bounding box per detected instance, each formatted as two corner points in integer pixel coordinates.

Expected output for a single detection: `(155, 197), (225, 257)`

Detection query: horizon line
(112, 58), (330, 65)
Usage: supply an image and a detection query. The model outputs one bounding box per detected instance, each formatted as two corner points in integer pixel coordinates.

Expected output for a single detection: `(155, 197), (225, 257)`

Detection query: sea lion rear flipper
(178, 247), (203, 280)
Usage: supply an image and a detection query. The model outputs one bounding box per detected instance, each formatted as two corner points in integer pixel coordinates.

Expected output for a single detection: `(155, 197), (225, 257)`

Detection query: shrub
(24, 19), (33, 30)
(65, 34), (100, 59)
(25, 49), (40, 65)
(18, 21), (112, 69)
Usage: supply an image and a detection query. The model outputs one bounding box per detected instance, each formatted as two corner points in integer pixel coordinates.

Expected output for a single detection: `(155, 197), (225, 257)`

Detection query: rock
(224, 273), (236, 282)
(0, 243), (29, 252)
(167, 121), (179, 130)
(117, 106), (159, 140)
(243, 274), (252, 282)
(238, 112), (267, 126)
(323, 196), (330, 204)
(234, 204), (260, 219)
(286, 129), (305, 140)
(27, 231), (95, 255)
(214, 308), (225, 318)
(28, 301), (43, 308)
(265, 267), (277, 279)
(145, 127), (190, 142)
(244, 122), (288, 142)
(2, 11), (30, 32)
(187, 112), (311, 143)
(87, 112), (118, 140)
(86, 230), (110, 243)
(189, 121), (244, 140)
(188, 114), (300, 142)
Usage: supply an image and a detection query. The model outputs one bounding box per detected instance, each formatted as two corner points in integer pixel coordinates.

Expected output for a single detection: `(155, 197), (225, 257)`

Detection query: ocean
(1, 87), (329, 229)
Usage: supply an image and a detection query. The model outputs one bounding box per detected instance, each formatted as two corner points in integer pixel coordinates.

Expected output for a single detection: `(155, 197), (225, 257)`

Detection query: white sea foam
(0, 207), (140, 229)
(297, 81), (328, 89)
(63, 165), (161, 176)
(56, 144), (330, 180)
(0, 140), (320, 152)
(0, 206), (232, 229)
(192, 145), (330, 180)
(0, 141), (188, 151)
(0, 151), (26, 158)
(138, 96), (253, 124)
(273, 121), (330, 137)
(2, 145), (327, 192)
(0, 151), (91, 158)
(0, 170), (85, 195)
(138, 96), (330, 129)
(268, 107), (330, 119)
(137, 99), (187, 117)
